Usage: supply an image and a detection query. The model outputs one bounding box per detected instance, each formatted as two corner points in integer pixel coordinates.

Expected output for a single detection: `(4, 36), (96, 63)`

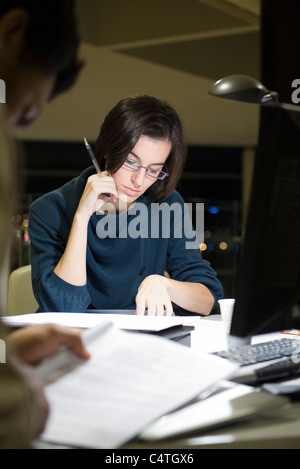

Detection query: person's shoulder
(162, 190), (184, 205)
(31, 167), (94, 213)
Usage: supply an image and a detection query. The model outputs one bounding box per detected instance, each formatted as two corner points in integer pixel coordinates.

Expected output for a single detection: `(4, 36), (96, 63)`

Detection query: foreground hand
(135, 275), (173, 316)
(7, 323), (91, 365)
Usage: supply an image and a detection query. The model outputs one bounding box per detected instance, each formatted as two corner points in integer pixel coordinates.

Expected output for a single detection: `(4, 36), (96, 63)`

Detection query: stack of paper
(2, 311), (197, 331)
(37, 319), (238, 449)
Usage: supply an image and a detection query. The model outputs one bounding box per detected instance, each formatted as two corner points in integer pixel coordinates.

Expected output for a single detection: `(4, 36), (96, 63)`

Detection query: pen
(84, 137), (101, 173)
(84, 137), (110, 198)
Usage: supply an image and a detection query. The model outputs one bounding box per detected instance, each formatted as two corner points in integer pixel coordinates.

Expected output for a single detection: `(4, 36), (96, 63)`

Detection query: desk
(35, 315), (300, 450)
(124, 316), (300, 449)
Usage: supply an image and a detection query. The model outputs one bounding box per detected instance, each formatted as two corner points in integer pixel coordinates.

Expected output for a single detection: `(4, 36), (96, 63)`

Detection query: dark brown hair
(95, 95), (187, 201)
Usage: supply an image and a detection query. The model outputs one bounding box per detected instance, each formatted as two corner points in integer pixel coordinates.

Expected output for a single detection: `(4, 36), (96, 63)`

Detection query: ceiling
(15, 0), (261, 146)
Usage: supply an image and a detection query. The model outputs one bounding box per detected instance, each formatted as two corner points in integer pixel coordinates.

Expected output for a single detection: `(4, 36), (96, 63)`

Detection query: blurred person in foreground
(0, 1), (90, 448)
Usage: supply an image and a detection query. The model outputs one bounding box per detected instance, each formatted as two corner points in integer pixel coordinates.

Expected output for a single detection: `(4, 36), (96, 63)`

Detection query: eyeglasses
(123, 155), (169, 180)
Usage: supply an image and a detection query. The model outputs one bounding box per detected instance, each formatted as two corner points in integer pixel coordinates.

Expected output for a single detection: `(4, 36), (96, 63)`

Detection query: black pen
(84, 137), (110, 197)
(84, 137), (101, 173)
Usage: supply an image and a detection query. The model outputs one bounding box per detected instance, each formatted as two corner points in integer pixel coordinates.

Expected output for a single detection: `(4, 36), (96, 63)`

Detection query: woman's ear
(0, 8), (30, 62)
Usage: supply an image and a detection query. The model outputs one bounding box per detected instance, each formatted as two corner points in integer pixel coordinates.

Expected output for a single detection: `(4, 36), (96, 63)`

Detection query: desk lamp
(209, 75), (280, 106)
(209, 74), (300, 115)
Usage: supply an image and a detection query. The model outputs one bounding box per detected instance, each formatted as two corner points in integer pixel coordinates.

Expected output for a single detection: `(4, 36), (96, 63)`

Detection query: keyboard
(213, 338), (299, 366)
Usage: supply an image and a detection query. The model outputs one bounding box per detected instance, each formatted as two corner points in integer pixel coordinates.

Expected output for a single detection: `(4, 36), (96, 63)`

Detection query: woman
(29, 95), (223, 315)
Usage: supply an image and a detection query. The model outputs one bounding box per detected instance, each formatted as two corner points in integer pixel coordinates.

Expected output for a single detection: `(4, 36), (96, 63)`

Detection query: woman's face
(111, 135), (172, 206)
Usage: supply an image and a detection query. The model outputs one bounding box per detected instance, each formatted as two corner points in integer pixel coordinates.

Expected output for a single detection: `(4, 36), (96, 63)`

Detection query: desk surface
(35, 315), (300, 450)
(124, 316), (300, 449)
(124, 403), (300, 449)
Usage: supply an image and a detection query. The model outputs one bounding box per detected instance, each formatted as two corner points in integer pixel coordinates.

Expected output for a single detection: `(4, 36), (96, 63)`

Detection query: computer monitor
(229, 105), (300, 345)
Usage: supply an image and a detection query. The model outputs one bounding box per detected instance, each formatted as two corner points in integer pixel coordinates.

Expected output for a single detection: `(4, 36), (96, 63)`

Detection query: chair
(7, 264), (38, 315)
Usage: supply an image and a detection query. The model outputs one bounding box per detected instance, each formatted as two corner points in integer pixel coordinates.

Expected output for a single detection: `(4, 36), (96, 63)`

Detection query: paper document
(38, 319), (237, 449)
(2, 311), (198, 331)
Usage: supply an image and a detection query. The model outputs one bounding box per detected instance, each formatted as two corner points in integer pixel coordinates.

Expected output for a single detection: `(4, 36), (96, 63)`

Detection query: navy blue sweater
(29, 167), (223, 312)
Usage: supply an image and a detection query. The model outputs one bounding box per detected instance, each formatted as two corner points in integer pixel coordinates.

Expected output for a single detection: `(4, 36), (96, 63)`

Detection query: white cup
(218, 299), (235, 334)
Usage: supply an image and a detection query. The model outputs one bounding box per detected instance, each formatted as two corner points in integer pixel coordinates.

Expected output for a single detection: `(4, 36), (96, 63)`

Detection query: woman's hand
(135, 275), (173, 316)
(54, 172), (118, 287)
(76, 172), (118, 220)
(135, 276), (215, 317)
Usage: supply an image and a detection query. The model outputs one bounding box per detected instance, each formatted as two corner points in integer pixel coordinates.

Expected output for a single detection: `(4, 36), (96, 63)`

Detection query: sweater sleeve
(165, 193), (223, 306)
(29, 195), (91, 312)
